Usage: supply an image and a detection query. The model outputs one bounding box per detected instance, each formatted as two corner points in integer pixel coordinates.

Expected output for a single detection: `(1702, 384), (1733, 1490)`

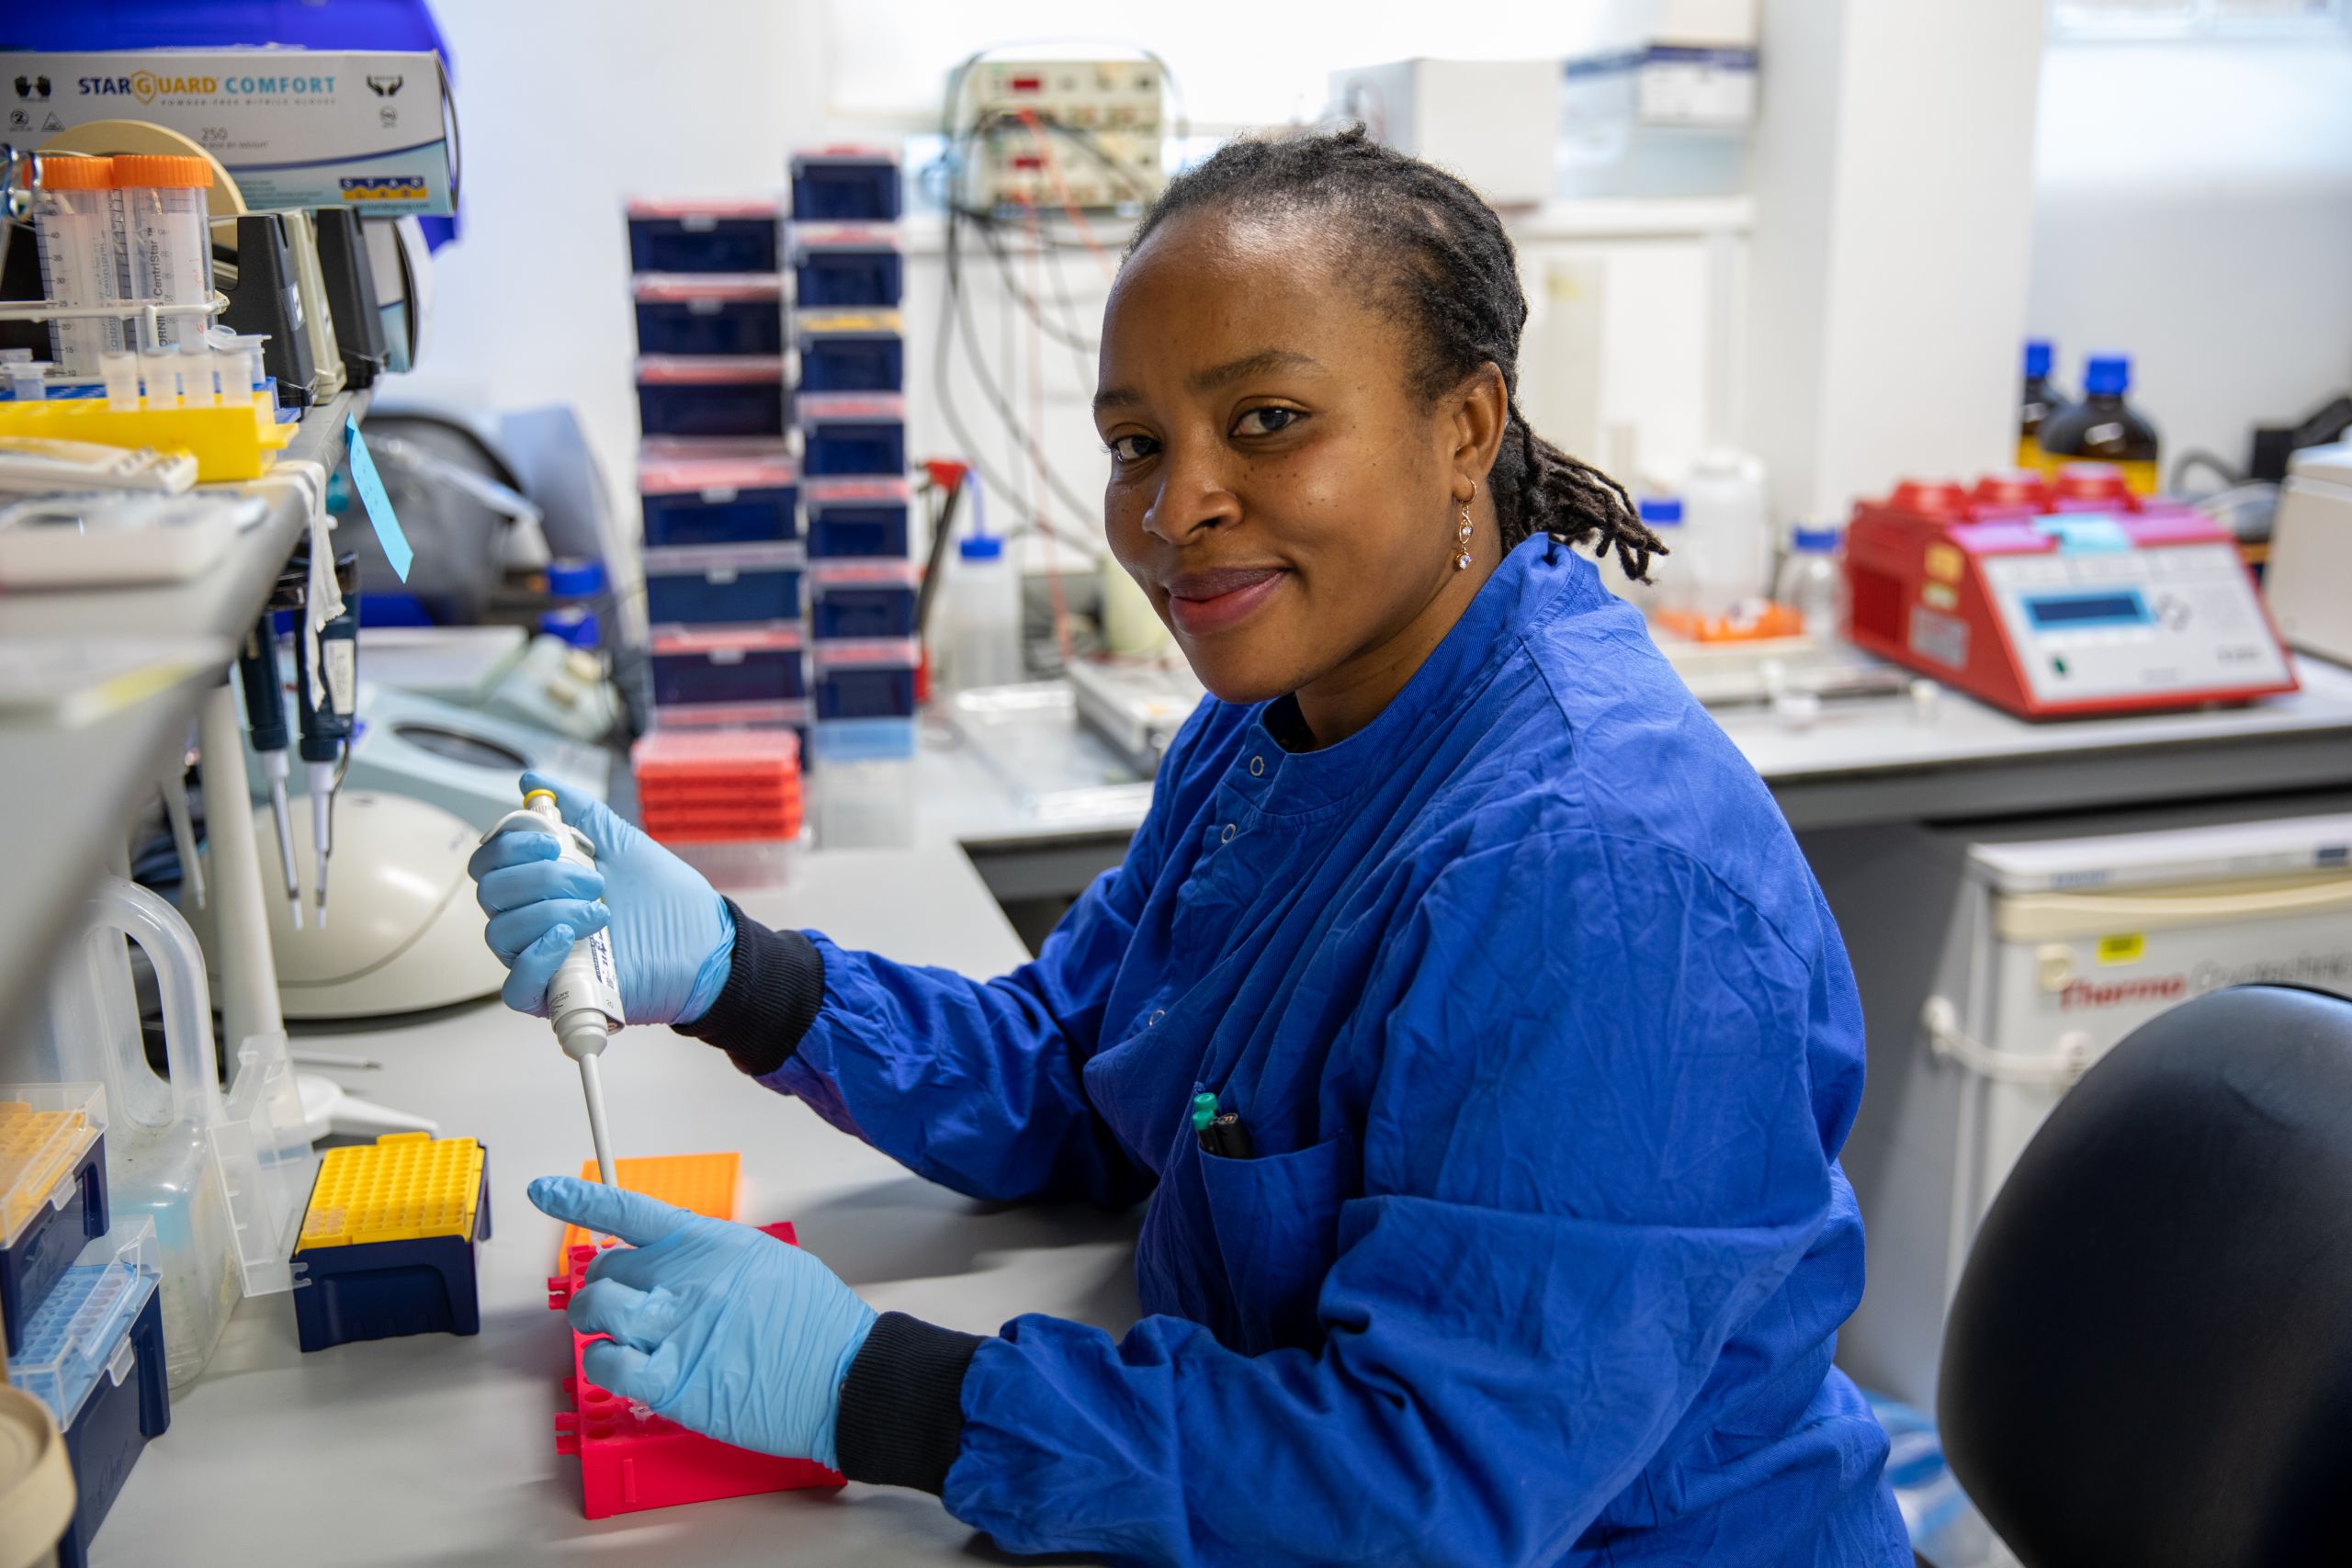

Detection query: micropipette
(479, 789), (627, 1186)
(233, 615), (302, 927)
(292, 553), (360, 927)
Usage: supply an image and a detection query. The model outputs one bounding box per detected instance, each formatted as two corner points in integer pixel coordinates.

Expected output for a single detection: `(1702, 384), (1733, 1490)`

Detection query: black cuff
(835, 1313), (986, 1495)
(671, 899), (826, 1077)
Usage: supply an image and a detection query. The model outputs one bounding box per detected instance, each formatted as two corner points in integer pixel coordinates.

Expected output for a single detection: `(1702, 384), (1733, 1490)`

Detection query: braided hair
(1128, 125), (1665, 581)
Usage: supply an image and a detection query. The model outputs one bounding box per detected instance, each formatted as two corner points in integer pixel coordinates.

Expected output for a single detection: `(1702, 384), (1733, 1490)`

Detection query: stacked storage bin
(3, 1086), (171, 1568)
(788, 148), (916, 847)
(626, 199), (808, 749)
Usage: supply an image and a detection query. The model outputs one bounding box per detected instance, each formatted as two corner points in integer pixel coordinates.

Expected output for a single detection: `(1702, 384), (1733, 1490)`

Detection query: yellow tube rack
(0, 390), (295, 482)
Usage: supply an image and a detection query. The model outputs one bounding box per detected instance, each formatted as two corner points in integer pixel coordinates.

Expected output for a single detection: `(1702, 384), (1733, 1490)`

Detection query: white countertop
(95, 843), (1129, 1568)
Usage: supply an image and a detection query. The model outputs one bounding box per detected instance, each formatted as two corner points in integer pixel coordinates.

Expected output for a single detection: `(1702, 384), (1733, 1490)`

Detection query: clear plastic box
(6, 1217), (159, 1430)
(809, 718), (916, 849)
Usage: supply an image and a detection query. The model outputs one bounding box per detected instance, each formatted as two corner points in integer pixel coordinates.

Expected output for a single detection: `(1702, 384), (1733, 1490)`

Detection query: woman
(474, 128), (1908, 1565)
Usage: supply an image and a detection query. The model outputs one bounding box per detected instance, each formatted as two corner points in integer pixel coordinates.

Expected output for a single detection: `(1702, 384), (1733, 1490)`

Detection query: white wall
(2028, 36), (2352, 478)
(389, 1), (832, 506)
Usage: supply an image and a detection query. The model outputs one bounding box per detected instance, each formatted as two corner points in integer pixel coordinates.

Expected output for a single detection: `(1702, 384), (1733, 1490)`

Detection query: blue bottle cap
(547, 557), (608, 598)
(539, 607), (600, 649)
(2083, 354), (2131, 397)
(1792, 525), (1842, 553)
(959, 535), (1004, 560)
(2024, 340), (2053, 379)
(1638, 497), (1683, 526)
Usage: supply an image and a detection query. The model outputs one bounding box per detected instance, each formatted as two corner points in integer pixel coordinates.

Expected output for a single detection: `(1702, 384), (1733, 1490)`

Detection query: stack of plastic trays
(628, 197), (802, 738)
(6, 1217), (168, 1568)
(288, 1133), (490, 1352)
(631, 728), (803, 842)
(0, 1084), (110, 1359)
(785, 147), (915, 844)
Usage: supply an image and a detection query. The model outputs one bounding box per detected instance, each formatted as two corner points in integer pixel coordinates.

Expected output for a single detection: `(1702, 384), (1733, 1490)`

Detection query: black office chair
(1936, 984), (2352, 1567)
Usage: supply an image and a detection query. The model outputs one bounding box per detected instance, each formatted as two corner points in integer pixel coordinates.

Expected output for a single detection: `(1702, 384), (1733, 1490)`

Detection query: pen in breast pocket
(1191, 1091), (1255, 1159)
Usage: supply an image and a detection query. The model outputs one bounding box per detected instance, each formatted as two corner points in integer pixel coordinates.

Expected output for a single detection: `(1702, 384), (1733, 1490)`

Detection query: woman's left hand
(530, 1176), (877, 1468)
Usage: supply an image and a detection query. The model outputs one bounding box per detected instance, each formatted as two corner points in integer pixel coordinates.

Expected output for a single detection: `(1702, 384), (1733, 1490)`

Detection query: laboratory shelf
(0, 390), (364, 1065)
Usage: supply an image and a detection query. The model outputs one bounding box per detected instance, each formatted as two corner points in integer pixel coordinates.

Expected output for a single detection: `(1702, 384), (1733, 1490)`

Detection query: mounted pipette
(234, 615), (302, 927)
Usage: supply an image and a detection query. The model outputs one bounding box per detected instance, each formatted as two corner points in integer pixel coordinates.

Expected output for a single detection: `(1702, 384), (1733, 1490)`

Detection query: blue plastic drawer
(1, 1103), (108, 1358)
(812, 637), (921, 720)
(799, 392), (906, 478)
(639, 443), (799, 546)
(805, 477), (912, 558)
(818, 666), (918, 720)
(797, 310), (904, 393)
(626, 202), (781, 274)
(652, 629), (808, 706)
(810, 716), (917, 764)
(790, 150), (901, 221)
(792, 224), (904, 307)
(811, 560), (921, 639)
(633, 276), (785, 357)
(645, 542), (806, 626)
(636, 355), (788, 438)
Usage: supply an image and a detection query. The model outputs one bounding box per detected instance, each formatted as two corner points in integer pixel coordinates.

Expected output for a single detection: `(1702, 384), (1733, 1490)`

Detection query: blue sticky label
(345, 415), (413, 581)
(2033, 514), (2132, 553)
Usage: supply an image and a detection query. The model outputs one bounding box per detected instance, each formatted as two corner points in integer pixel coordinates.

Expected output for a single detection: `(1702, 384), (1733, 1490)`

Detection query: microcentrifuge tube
(99, 351), (141, 411)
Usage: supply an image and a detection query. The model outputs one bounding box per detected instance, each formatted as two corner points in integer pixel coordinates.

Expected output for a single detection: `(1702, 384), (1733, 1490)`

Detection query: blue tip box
(790, 147), (902, 221)
(1, 1083), (110, 1357)
(799, 391), (907, 478)
(290, 1137), (492, 1353)
(652, 625), (808, 708)
(797, 310), (904, 393)
(627, 199), (781, 274)
(633, 274), (786, 357)
(636, 355), (789, 439)
(645, 541), (807, 627)
(811, 558), (921, 639)
(7, 1220), (169, 1568)
(639, 441), (799, 547)
(813, 637), (922, 720)
(791, 222), (904, 307)
(805, 476), (913, 559)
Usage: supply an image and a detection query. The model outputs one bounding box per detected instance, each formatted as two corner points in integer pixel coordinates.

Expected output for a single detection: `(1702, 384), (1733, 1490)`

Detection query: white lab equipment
(480, 790), (625, 1186)
(1561, 0), (1759, 198)
(188, 792), (506, 1019)
(1773, 523), (1848, 637)
(1825, 808), (2352, 1412)
(1329, 59), (1563, 208)
(115, 154), (214, 350)
(0, 491), (266, 587)
(2265, 440), (2352, 668)
(25, 879), (314, 1387)
(30, 153), (124, 374)
(1680, 448), (1772, 619)
(944, 535), (1023, 693)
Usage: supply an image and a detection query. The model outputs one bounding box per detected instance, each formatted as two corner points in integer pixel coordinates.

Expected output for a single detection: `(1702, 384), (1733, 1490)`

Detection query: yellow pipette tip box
(554, 1152), (740, 1270)
(0, 1089), (104, 1249)
(300, 1133), (485, 1250)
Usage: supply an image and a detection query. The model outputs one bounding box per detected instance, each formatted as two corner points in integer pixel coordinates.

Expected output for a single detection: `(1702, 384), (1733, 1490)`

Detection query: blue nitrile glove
(530, 1176), (877, 1468)
(466, 771), (734, 1024)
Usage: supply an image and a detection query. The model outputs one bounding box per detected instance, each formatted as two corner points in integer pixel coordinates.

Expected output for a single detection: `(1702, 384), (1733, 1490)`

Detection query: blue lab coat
(768, 536), (1909, 1564)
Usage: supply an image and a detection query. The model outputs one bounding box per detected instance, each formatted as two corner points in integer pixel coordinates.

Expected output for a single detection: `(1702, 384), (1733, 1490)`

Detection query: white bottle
(944, 536), (1023, 692)
(1681, 448), (1772, 621)
(1622, 496), (1686, 616)
(1774, 523), (1849, 638)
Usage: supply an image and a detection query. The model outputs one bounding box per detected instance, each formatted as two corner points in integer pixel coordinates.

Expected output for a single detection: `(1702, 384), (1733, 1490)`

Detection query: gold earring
(1454, 477), (1476, 570)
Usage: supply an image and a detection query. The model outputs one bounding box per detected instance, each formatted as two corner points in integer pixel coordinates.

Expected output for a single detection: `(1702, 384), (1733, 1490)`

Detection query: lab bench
(916, 654), (2352, 908)
(89, 843), (1133, 1568)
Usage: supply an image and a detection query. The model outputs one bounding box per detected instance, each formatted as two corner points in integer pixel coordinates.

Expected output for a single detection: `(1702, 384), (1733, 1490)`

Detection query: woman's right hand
(466, 771), (736, 1025)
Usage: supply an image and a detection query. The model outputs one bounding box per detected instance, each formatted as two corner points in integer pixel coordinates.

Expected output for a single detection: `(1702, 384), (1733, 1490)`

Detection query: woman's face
(1094, 211), (1504, 722)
